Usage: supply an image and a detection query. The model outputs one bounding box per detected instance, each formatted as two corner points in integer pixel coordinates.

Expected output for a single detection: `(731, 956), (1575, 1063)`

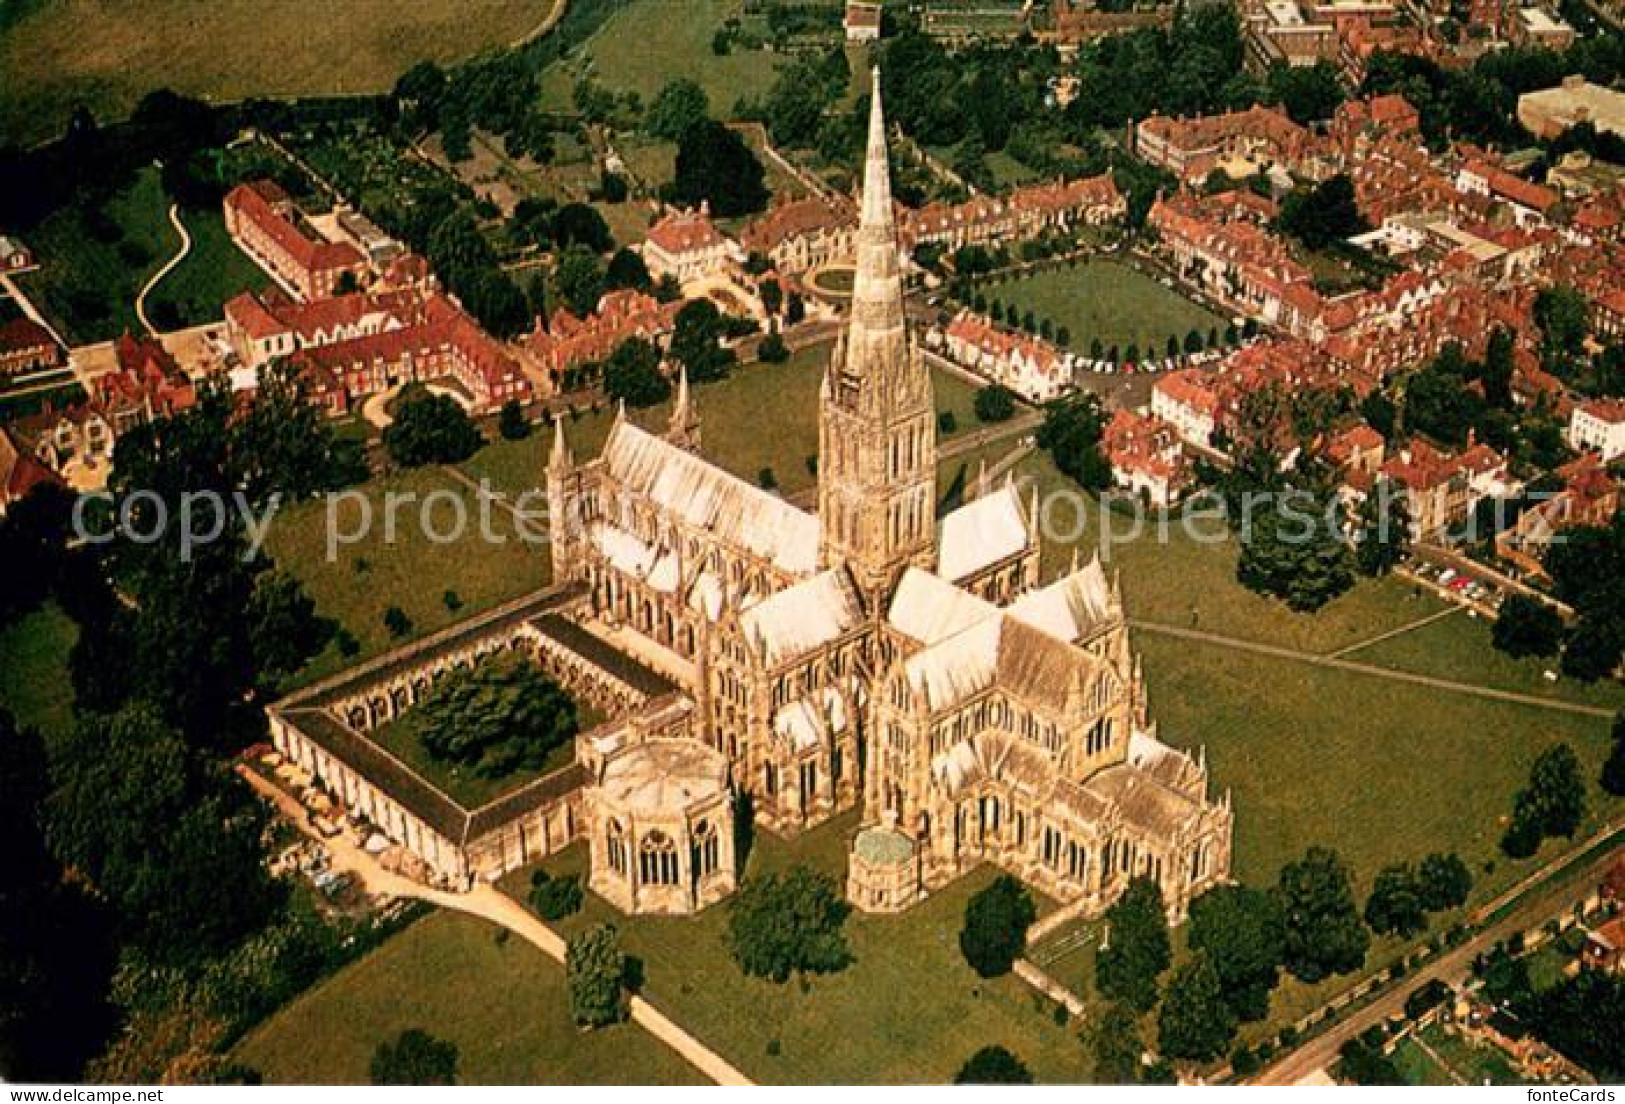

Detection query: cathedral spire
(848, 67), (907, 347)
(548, 413), (572, 474)
(668, 363), (701, 452)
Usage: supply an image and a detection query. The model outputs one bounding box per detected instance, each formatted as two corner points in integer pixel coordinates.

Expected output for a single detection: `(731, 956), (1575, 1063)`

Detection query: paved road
(1130, 620), (1616, 720)
(1256, 835), (1625, 1085)
(135, 204), (191, 335)
(241, 764), (754, 1086)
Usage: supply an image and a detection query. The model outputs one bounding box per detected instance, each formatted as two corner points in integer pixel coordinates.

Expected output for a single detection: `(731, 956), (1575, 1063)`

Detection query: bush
(383, 393), (483, 467)
(974, 385), (1017, 423)
(529, 872), (583, 920)
(958, 874), (1036, 978)
(498, 400), (531, 441)
(758, 333), (790, 363)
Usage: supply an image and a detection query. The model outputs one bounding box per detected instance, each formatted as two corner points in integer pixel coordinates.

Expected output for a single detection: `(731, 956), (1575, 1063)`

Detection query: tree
(602, 338), (671, 408)
(668, 119), (768, 217)
(1351, 478), (1409, 578)
(1602, 713), (1625, 797)
(1236, 494), (1355, 612)
(1337, 1036), (1403, 1085)
(974, 384), (1017, 423)
(1502, 744), (1586, 857)
(959, 874), (1037, 978)
(605, 247), (652, 293)
(1516, 971), (1625, 1081)
(498, 399), (531, 441)
(647, 79), (711, 140)
(529, 871), (583, 920)
(232, 362), (362, 500)
(1491, 595), (1565, 659)
(383, 393), (483, 467)
(759, 278), (783, 318)
(370, 1029), (458, 1085)
(1275, 175), (1367, 250)
(1088, 1003), (1145, 1084)
(553, 203), (615, 253)
(670, 299), (737, 383)
(45, 705), (281, 964)
(727, 866), (852, 982)
(1274, 846), (1369, 984)
(245, 570), (331, 683)
(954, 1045), (1033, 1084)
(758, 333), (790, 363)
(1096, 876), (1171, 1012)
(1187, 884), (1285, 1022)
(1533, 285), (1589, 372)
(555, 245), (607, 317)
(1364, 863), (1427, 939)
(412, 653), (579, 778)
(1416, 852), (1472, 913)
(1158, 954), (1238, 1064)
(1036, 393), (1112, 492)
(384, 606), (413, 638)
(567, 924), (626, 1027)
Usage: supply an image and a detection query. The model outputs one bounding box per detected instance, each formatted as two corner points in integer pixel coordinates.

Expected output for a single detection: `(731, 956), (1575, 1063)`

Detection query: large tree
(1491, 595), (1565, 659)
(1187, 884), (1285, 1022)
(382, 392), (484, 467)
(1602, 712), (1625, 798)
(1416, 851), (1473, 913)
(1036, 393), (1112, 492)
(411, 654), (579, 778)
(1158, 954), (1238, 1064)
(669, 299), (738, 383)
(1275, 175), (1367, 250)
(1236, 493), (1355, 612)
(45, 705), (282, 964)
(566, 924), (626, 1028)
(1273, 846), (1369, 984)
(1363, 863), (1427, 939)
(601, 337), (671, 409)
(668, 120), (768, 217)
(1501, 744), (1587, 858)
(954, 1045), (1033, 1084)
(646, 79), (710, 141)
(1087, 1002), (1145, 1084)
(1096, 876), (1171, 1012)
(727, 866), (852, 983)
(370, 1029), (458, 1085)
(958, 874), (1037, 978)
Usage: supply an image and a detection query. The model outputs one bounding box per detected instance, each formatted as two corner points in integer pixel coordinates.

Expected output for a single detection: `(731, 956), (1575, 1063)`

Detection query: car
(1438, 569), (1457, 584)
(1450, 576), (1472, 591)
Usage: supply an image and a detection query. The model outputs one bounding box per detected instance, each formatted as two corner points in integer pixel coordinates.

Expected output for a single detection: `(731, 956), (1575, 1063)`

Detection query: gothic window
(693, 819), (719, 876)
(640, 830), (679, 885)
(799, 760), (817, 805)
(607, 819), (627, 876)
(1042, 826), (1061, 868)
(764, 763), (778, 796)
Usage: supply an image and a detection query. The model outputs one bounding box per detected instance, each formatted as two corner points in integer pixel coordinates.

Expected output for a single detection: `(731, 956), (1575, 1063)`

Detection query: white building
(1570, 398), (1625, 463)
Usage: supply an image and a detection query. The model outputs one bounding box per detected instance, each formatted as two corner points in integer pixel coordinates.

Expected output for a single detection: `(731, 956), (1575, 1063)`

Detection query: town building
(0, 317), (64, 380)
(1135, 105), (1315, 183)
(845, 0), (883, 41)
(1379, 436), (1516, 541)
(639, 205), (746, 290)
(223, 180), (369, 302)
(1518, 76), (1625, 140)
(526, 289), (685, 387)
(739, 196), (857, 275)
(1568, 397), (1625, 461)
(1496, 453), (1618, 578)
(936, 310), (1072, 404)
(1103, 409), (1192, 506)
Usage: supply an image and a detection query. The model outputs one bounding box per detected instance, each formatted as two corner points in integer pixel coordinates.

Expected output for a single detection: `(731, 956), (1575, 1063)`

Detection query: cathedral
(546, 70), (1233, 921)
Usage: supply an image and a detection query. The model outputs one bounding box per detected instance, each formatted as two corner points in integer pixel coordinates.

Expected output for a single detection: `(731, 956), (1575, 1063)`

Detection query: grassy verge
(0, 603), (77, 737)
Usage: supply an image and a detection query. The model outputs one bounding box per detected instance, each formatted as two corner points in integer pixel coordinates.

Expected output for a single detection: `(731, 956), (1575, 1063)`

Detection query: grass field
(265, 466), (551, 684)
(233, 910), (709, 1085)
(146, 203), (269, 329)
(0, 603), (77, 737)
(0, 0), (561, 146)
(983, 259), (1225, 358)
(13, 169), (172, 343)
(462, 344), (988, 501)
(538, 0), (797, 115)
(507, 814), (1096, 1084)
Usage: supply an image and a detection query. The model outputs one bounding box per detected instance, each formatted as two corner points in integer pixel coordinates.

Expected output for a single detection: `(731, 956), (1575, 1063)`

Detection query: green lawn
(508, 814), (1096, 1084)
(233, 910), (709, 1085)
(146, 203), (269, 330)
(0, 603), (77, 737)
(265, 466), (551, 684)
(0, 0), (561, 145)
(463, 344), (990, 501)
(14, 168), (174, 344)
(538, 0), (798, 116)
(982, 259), (1225, 358)
(1405, 1025), (1534, 1086)
(367, 712), (579, 809)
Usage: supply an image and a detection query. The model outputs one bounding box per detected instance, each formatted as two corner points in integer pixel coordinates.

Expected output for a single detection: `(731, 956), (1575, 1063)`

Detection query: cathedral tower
(817, 68), (937, 604)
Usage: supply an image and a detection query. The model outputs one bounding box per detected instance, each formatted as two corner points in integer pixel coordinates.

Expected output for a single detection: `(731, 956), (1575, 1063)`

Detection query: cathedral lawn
(232, 910), (709, 1085)
(365, 715), (581, 811)
(981, 259), (1227, 358)
(505, 816), (1098, 1085)
(462, 343), (987, 502)
(0, 0), (561, 147)
(264, 466), (550, 687)
(0, 602), (78, 738)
